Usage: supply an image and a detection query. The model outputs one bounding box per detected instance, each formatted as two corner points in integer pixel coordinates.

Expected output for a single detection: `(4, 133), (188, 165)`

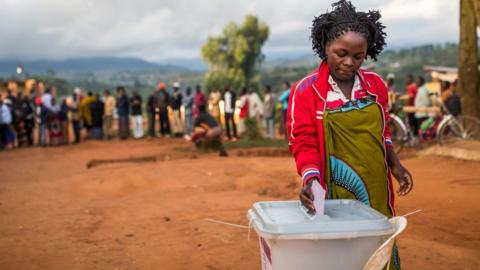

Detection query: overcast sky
(1, 0), (459, 62)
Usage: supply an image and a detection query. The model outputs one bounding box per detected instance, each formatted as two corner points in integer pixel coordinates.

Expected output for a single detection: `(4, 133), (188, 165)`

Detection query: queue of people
(0, 80), (293, 152)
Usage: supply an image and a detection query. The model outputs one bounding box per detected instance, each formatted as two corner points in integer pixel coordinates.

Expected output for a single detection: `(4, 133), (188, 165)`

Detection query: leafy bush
(243, 118), (262, 140)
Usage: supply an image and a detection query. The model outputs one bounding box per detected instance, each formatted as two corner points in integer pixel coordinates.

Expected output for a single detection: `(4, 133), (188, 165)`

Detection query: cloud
(0, 0), (459, 61)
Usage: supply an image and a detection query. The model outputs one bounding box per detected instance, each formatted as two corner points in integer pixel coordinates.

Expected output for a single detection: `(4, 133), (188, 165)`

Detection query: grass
(224, 138), (289, 149)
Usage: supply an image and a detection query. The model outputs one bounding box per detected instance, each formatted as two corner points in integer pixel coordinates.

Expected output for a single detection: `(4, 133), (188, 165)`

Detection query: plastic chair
(363, 216), (407, 270)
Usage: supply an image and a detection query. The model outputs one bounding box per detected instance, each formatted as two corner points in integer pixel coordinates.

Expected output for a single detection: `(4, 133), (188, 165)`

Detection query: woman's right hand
(299, 179), (317, 215)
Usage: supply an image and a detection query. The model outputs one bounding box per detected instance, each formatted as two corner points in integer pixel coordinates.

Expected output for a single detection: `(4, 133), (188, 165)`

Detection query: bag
(445, 93), (461, 116)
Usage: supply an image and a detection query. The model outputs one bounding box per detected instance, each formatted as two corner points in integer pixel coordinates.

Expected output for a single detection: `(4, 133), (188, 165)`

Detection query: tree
(458, 0), (480, 118)
(474, 0), (480, 22)
(201, 15), (269, 91)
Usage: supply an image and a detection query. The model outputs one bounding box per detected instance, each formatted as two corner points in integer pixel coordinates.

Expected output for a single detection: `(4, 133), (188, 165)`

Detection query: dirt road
(0, 139), (478, 269)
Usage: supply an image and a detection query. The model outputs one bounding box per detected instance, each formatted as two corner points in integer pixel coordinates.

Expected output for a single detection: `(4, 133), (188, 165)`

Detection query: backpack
(445, 93), (461, 116)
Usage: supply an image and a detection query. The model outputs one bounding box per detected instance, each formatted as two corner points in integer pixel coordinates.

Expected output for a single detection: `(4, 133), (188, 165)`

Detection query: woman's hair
(310, 0), (386, 61)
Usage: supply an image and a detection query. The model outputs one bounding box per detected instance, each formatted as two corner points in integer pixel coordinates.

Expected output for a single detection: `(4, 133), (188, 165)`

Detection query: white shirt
(248, 92), (263, 118)
(41, 93), (53, 111)
(224, 91), (234, 114)
(326, 75), (363, 103)
(0, 104), (12, 124)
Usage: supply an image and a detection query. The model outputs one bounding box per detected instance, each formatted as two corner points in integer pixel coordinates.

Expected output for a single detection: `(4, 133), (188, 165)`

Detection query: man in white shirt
(223, 87), (237, 140)
(248, 87), (263, 121)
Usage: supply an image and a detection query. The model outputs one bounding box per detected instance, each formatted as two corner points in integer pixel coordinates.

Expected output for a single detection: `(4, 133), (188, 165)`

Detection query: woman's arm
(287, 83), (323, 214)
(374, 74), (414, 196)
(386, 139), (414, 196)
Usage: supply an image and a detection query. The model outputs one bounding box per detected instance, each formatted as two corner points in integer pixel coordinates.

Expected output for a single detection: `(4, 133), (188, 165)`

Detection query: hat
(74, 87), (82, 95)
(173, 82), (180, 88)
(386, 73), (395, 80)
(157, 82), (166, 90)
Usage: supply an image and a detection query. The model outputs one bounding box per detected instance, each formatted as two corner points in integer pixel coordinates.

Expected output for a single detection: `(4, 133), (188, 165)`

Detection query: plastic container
(247, 200), (394, 270)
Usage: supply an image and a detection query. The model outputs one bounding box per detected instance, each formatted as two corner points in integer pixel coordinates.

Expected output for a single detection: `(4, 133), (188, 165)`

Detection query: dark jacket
(91, 100), (105, 128)
(147, 94), (156, 114)
(156, 90), (170, 111)
(171, 92), (183, 110)
(117, 95), (129, 117)
(130, 95), (143, 116)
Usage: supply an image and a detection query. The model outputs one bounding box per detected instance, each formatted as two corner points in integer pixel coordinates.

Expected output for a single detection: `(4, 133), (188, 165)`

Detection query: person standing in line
(3, 99), (16, 148)
(146, 91), (156, 138)
(277, 81), (291, 139)
(69, 93), (81, 144)
(156, 82), (171, 136)
(39, 88), (54, 146)
(116, 86), (130, 140)
(0, 97), (13, 150)
(193, 85), (206, 118)
(47, 97), (63, 146)
(208, 87), (221, 123)
(183, 87), (194, 136)
(79, 91), (95, 139)
(170, 82), (184, 136)
(21, 90), (36, 146)
(237, 87), (249, 136)
(59, 98), (70, 144)
(90, 93), (105, 140)
(103, 89), (116, 140)
(248, 86), (263, 121)
(34, 82), (45, 145)
(405, 74), (418, 136)
(263, 85), (276, 139)
(130, 90), (144, 139)
(11, 91), (28, 148)
(223, 86), (237, 140)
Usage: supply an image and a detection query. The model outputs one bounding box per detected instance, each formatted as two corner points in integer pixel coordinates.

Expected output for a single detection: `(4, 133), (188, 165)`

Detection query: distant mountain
(160, 58), (208, 71)
(263, 55), (318, 69)
(0, 57), (188, 77)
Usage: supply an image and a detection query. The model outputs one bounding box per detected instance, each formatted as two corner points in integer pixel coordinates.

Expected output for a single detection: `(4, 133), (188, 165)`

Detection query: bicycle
(388, 106), (480, 153)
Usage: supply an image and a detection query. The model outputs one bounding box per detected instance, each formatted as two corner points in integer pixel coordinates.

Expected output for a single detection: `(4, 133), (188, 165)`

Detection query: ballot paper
(311, 180), (325, 216)
(300, 180), (326, 219)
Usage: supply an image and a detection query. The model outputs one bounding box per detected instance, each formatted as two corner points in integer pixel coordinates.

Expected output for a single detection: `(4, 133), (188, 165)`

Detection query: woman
(263, 85), (276, 139)
(69, 93), (81, 143)
(130, 90), (144, 139)
(237, 87), (249, 136)
(288, 2), (413, 269)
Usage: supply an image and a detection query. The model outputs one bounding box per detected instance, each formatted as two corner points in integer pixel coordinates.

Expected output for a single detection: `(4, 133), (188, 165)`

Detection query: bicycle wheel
(387, 115), (407, 153)
(438, 116), (480, 145)
(458, 115), (480, 140)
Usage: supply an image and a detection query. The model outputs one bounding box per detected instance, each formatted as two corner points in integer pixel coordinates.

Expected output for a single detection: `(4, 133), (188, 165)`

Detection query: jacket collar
(313, 60), (374, 101)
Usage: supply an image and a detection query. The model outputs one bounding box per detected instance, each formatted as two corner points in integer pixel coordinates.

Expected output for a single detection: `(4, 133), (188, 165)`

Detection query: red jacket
(287, 61), (393, 188)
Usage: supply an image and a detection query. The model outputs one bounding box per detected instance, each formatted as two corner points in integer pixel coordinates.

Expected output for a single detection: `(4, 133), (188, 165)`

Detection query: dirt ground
(0, 138), (479, 270)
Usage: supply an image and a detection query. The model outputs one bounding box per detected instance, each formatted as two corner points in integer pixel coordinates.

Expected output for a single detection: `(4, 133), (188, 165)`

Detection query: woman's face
(325, 31), (368, 82)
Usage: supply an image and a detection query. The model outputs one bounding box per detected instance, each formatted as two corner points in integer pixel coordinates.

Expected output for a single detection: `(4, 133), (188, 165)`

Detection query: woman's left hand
(390, 162), (413, 196)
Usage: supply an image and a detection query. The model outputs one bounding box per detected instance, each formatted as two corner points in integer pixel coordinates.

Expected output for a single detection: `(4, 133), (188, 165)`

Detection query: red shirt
(407, 83), (418, 106)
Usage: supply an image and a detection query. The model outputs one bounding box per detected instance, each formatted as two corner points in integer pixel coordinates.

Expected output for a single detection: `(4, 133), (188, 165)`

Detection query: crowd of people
(0, 80), (293, 154)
